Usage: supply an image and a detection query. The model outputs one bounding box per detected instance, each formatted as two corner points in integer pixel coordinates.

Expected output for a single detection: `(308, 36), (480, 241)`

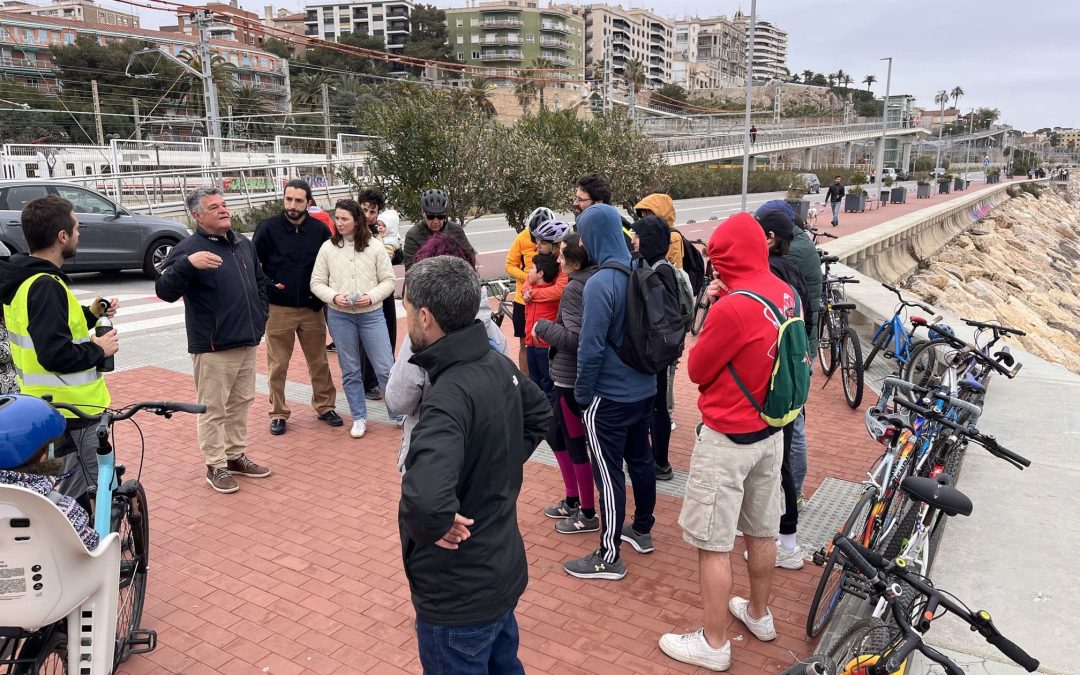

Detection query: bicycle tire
(806, 487), (876, 638)
(899, 339), (950, 389)
(862, 323), (894, 371)
(839, 330), (864, 409)
(882, 499), (921, 563)
(14, 625), (67, 675)
(690, 285), (710, 336)
(817, 310), (839, 376)
(112, 481), (149, 665)
(826, 616), (897, 674)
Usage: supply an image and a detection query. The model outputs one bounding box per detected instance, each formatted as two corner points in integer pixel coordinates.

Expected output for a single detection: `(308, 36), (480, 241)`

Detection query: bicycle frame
(871, 313), (917, 365)
(93, 428), (118, 540)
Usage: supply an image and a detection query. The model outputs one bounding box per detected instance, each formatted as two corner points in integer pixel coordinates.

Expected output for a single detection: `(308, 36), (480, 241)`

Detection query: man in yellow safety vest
(0, 195), (118, 504)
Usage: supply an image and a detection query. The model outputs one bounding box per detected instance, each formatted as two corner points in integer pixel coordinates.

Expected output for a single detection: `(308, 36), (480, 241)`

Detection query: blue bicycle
(862, 284), (939, 373)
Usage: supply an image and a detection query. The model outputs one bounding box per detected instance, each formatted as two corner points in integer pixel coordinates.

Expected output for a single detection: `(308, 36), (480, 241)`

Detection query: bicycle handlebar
(964, 317), (1027, 337)
(881, 283), (935, 313)
(925, 327), (1021, 378)
(50, 400), (206, 421)
(880, 377), (982, 422)
(887, 396), (1030, 469)
(831, 535), (1039, 672)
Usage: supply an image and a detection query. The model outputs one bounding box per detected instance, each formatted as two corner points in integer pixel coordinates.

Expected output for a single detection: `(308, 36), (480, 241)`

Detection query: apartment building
(303, 0), (413, 54)
(732, 9), (786, 81)
(445, 0), (583, 87)
(169, 2), (265, 49)
(675, 14), (744, 88)
(0, 0), (138, 28)
(558, 2), (673, 89)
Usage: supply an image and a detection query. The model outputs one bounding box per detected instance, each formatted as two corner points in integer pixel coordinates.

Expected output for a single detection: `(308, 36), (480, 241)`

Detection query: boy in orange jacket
(523, 252), (562, 407)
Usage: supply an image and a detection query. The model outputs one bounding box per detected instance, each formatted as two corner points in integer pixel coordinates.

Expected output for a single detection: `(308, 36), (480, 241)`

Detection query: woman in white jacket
(310, 199), (400, 438)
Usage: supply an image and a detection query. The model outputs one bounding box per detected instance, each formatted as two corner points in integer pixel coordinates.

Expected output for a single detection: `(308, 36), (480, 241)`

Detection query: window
(373, 14), (383, 21)
(455, 19), (463, 27)
(55, 186), (115, 215)
(470, 18), (478, 26)
(374, 29), (383, 36)
(65, 163), (75, 176)
(0, 185), (48, 210)
(471, 50), (479, 59)
(470, 33), (478, 42)
(526, 34), (534, 42)
(456, 34), (463, 44)
(457, 51), (463, 60)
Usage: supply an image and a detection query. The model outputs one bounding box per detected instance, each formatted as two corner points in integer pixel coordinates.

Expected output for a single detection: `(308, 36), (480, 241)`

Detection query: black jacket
(769, 253), (812, 337)
(825, 182), (846, 203)
(252, 213), (329, 311)
(401, 220), (475, 270)
(400, 321), (551, 625)
(0, 254), (105, 374)
(155, 228), (268, 354)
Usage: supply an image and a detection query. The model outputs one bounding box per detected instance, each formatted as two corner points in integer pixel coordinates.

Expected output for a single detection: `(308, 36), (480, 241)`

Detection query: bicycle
(687, 239), (715, 336)
(817, 253), (864, 408)
(480, 278), (516, 329)
(806, 226), (839, 245)
(861, 284), (940, 373)
(0, 399), (204, 674)
(784, 531), (1039, 675)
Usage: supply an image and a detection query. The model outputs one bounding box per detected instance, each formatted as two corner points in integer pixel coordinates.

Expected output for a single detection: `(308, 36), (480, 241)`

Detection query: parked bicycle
(687, 239), (716, 336)
(807, 226), (839, 245)
(480, 278), (517, 329)
(862, 284), (940, 373)
(0, 399), (204, 674)
(817, 253), (864, 408)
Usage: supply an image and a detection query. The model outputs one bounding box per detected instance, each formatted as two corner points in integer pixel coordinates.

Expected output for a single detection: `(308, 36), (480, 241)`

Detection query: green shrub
(231, 200), (282, 233)
(663, 166), (805, 200)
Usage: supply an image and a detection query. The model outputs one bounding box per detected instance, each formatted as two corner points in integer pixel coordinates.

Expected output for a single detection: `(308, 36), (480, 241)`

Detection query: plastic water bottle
(95, 299), (114, 373)
(346, 292), (361, 306)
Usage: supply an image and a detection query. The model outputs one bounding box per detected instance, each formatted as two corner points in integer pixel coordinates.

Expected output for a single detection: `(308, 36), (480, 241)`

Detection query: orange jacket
(523, 279), (561, 347)
(505, 229), (536, 304)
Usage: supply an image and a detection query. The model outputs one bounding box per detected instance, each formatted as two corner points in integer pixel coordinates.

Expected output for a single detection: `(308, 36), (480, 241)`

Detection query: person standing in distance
(399, 255), (550, 673)
(156, 187), (272, 494)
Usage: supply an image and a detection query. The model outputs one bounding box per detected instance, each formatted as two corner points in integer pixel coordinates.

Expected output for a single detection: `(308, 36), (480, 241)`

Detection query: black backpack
(601, 261), (686, 375)
(678, 231), (706, 296)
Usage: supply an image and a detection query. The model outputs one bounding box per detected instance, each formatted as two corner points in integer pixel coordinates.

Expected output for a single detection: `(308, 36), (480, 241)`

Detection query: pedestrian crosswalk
(70, 288), (187, 338)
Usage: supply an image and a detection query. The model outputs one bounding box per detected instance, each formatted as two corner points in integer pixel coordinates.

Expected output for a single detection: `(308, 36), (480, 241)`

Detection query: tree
(950, 85), (964, 110)
(826, 72), (837, 88)
(513, 74), (537, 116)
(811, 73), (827, 87)
(801, 69), (814, 84)
(464, 77), (496, 117)
(291, 71), (338, 112)
(842, 74), (853, 88)
(652, 83), (688, 109)
(177, 50), (238, 120)
(530, 57), (555, 111)
(863, 74), (877, 91)
(261, 38), (293, 60)
(227, 85), (275, 139)
(835, 69), (847, 88)
(305, 32), (387, 75)
(401, 4), (453, 66)
(622, 58), (646, 114)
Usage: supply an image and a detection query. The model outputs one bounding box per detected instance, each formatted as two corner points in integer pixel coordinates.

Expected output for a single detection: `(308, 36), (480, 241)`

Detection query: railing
(481, 19), (524, 29)
(540, 21), (573, 34)
(539, 37), (572, 49)
(483, 36), (523, 45)
(480, 51), (524, 61)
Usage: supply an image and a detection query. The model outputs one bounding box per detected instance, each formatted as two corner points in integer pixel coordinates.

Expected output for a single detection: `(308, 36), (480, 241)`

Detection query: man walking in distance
(563, 202), (657, 581)
(156, 188), (272, 494)
(399, 255), (550, 673)
(824, 175), (846, 227)
(0, 195), (118, 503)
(253, 179), (342, 436)
(658, 213), (793, 671)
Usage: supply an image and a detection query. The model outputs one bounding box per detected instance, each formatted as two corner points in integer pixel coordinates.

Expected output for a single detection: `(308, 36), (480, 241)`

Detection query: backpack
(726, 289), (811, 427)
(600, 261), (686, 375)
(678, 231), (706, 296)
(654, 259), (695, 328)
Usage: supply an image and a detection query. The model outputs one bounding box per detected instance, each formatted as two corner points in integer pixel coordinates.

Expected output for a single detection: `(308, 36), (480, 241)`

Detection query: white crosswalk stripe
(70, 287), (186, 337)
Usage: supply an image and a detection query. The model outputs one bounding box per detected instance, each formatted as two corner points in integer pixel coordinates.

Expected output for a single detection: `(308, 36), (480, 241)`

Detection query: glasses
(424, 213), (447, 221)
(572, 196), (592, 204)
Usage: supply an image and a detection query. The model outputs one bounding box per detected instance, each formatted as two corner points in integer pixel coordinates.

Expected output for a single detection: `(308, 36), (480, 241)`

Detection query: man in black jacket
(156, 187), (271, 494)
(399, 255), (550, 674)
(253, 179), (340, 436)
(823, 175), (846, 227)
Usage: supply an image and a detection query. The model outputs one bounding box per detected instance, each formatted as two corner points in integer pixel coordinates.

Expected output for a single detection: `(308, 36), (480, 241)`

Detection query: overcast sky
(120, 0), (1077, 131)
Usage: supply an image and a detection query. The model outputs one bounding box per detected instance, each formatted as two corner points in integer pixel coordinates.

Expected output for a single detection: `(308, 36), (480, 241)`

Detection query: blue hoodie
(574, 204), (657, 406)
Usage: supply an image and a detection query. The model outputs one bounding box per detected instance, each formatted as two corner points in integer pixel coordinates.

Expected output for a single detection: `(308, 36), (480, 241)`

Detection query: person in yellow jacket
(505, 207), (556, 375)
(0, 195), (118, 504)
(634, 193), (683, 268)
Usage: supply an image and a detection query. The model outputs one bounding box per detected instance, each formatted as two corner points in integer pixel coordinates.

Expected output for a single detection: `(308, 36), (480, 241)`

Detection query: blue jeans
(326, 309), (398, 420)
(415, 608), (524, 675)
(525, 345), (555, 408)
(830, 201), (841, 223)
(791, 410), (807, 494)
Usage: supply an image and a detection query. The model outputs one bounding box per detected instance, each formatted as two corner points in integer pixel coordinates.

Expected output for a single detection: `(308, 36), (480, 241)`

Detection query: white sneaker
(658, 629), (730, 671)
(728, 596), (776, 641)
(743, 541), (804, 570)
(350, 419), (366, 438)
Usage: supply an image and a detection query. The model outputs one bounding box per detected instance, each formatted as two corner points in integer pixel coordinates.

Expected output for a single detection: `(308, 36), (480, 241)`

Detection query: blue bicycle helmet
(929, 323), (955, 341)
(0, 395), (66, 470)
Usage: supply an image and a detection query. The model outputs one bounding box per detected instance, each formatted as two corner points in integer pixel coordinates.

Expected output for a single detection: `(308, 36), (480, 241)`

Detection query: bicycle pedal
(811, 548), (827, 566)
(126, 629), (157, 655)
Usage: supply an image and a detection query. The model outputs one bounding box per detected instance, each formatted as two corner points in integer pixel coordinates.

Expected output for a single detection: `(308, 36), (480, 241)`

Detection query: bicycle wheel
(690, 285), (710, 336)
(806, 486), (876, 638)
(839, 330), (864, 409)
(900, 339), (949, 389)
(112, 481), (149, 664)
(862, 323), (894, 371)
(826, 616), (898, 674)
(14, 626), (67, 675)
(817, 310), (839, 376)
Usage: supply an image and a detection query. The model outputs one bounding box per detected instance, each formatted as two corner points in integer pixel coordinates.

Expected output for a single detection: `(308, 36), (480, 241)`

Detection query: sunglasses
(424, 213), (447, 221)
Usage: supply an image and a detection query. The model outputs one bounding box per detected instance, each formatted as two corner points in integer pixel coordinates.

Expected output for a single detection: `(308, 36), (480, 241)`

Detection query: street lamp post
(934, 91), (946, 171)
(740, 0), (757, 212)
(963, 107), (974, 180)
(875, 57), (892, 184)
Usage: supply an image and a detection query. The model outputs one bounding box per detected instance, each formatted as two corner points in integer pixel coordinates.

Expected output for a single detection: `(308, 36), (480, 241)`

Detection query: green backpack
(726, 289), (811, 427)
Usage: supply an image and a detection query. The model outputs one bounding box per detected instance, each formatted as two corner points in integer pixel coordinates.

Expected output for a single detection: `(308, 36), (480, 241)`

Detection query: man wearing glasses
(402, 189), (475, 271)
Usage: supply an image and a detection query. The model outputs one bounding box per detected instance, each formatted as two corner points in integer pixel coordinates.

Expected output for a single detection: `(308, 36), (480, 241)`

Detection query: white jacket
(310, 236), (396, 314)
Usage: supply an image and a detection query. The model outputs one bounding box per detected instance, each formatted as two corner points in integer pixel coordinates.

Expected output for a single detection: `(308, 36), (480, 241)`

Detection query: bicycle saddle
(910, 316), (928, 326)
(901, 474), (972, 517)
(820, 255), (840, 264)
(831, 303), (856, 311)
(880, 411), (913, 432)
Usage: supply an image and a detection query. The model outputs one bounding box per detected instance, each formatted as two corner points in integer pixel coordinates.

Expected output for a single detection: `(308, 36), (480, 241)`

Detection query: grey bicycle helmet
(532, 219), (571, 244)
(419, 189), (450, 215)
(525, 207), (556, 234)
(864, 405), (892, 445)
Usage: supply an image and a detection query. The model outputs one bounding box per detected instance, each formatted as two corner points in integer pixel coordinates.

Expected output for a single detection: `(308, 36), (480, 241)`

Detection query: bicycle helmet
(864, 405), (891, 444)
(532, 219), (571, 244)
(0, 395), (66, 470)
(525, 207), (556, 234)
(928, 323), (955, 341)
(419, 189), (450, 216)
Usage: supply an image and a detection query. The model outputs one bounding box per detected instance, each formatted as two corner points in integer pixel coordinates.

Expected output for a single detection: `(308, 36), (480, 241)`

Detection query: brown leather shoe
(226, 454), (272, 478)
(206, 466), (239, 493)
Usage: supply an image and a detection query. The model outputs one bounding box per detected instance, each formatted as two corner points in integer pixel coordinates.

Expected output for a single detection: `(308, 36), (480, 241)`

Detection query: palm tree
(513, 71), (537, 116)
(622, 58), (646, 115)
(934, 90), (949, 108)
(826, 72), (837, 88)
(290, 71), (338, 111)
(863, 74), (877, 91)
(836, 69), (847, 87)
(227, 85), (274, 139)
(950, 85), (964, 110)
(842, 74), (853, 88)
(802, 69), (814, 84)
(529, 57), (555, 111)
(465, 77), (497, 117)
(177, 50), (237, 124)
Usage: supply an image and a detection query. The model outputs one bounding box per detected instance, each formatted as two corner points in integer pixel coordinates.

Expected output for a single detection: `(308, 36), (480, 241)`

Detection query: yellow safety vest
(2, 272), (110, 418)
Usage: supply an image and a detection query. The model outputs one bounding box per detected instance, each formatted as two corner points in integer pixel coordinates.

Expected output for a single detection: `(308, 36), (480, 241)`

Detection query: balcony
(651, 34), (664, 44)
(304, 10), (317, 21)
(0, 56), (53, 71)
(539, 37), (572, 49)
(387, 20), (409, 33)
(482, 36), (523, 45)
(386, 6), (409, 17)
(540, 21), (573, 34)
(481, 18), (524, 29)
(480, 50), (523, 61)
(544, 55), (576, 67)
(352, 8), (368, 19)
(650, 43), (664, 54)
(612, 18), (630, 30)
(612, 29), (630, 41)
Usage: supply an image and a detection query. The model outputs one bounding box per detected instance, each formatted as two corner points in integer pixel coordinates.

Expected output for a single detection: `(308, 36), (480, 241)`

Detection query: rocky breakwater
(905, 178), (1080, 374)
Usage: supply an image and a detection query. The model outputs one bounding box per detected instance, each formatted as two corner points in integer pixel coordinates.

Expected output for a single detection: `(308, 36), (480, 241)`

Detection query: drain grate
(797, 477), (867, 559)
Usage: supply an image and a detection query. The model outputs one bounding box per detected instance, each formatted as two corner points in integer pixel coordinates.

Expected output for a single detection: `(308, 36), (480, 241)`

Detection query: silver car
(799, 173), (821, 193)
(0, 180), (190, 278)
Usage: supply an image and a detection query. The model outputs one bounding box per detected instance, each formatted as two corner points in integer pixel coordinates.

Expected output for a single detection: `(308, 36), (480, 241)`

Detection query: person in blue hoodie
(564, 203), (658, 581)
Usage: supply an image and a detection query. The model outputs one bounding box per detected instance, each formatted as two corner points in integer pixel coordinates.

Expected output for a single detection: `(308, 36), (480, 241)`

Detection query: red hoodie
(688, 213), (799, 434)
(523, 278), (561, 347)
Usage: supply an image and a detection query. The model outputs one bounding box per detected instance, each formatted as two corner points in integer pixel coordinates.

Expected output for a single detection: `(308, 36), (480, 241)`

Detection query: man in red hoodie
(658, 213), (796, 671)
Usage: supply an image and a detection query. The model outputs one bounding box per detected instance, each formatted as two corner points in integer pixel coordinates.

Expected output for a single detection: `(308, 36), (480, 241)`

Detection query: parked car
(881, 168), (898, 182)
(931, 167), (947, 178)
(0, 181), (191, 278)
(798, 173), (821, 193)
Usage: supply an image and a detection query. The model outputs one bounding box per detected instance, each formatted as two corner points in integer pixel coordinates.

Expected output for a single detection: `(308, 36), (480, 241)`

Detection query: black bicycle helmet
(419, 189), (450, 216)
